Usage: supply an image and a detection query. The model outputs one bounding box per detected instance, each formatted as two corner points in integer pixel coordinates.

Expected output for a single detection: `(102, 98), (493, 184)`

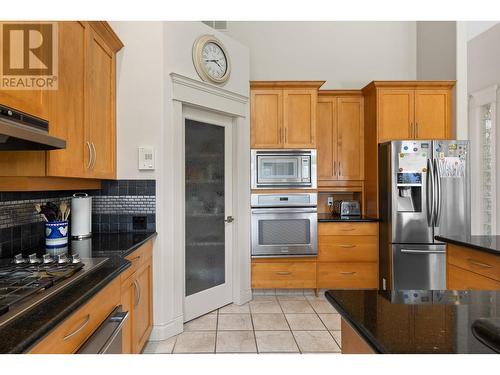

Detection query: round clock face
(202, 42), (228, 80)
(193, 35), (231, 84)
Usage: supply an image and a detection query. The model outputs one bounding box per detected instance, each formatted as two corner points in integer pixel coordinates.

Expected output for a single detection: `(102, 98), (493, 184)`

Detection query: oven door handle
(251, 208), (317, 214)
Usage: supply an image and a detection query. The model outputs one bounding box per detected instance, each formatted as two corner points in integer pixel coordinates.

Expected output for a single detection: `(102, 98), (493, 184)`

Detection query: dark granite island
(325, 289), (500, 354)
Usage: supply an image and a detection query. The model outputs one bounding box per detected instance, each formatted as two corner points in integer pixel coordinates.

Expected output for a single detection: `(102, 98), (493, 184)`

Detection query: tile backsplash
(0, 180), (156, 258)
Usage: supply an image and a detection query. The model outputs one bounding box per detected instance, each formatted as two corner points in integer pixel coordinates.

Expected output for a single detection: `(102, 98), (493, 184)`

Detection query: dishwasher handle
(77, 306), (129, 354)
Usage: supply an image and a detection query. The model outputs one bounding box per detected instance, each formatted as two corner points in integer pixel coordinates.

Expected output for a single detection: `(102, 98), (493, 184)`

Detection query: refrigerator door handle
(433, 158), (442, 226)
(426, 158), (434, 226)
(400, 249), (446, 254)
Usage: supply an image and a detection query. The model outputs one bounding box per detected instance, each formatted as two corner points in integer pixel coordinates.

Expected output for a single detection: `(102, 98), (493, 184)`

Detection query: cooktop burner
(0, 253), (108, 327)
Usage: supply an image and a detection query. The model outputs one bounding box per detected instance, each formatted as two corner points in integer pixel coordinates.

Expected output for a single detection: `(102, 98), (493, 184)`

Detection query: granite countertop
(325, 289), (500, 354)
(435, 235), (500, 256)
(0, 231), (157, 353)
(318, 213), (378, 222)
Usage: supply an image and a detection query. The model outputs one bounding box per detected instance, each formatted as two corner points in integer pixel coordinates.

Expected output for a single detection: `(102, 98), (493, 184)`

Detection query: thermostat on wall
(138, 147), (155, 170)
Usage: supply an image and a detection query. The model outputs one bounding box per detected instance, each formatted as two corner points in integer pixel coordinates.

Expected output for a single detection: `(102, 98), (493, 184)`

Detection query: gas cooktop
(0, 252), (108, 328)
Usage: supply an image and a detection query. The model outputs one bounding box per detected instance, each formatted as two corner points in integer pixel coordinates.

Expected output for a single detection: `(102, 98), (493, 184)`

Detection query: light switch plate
(138, 147), (155, 170)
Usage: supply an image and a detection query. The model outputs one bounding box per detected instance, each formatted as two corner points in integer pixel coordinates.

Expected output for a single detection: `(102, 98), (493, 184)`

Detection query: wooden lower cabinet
(121, 241), (154, 353)
(29, 240), (153, 354)
(251, 259), (316, 289)
(317, 222), (378, 289)
(341, 318), (375, 354)
(318, 262), (378, 289)
(446, 244), (500, 290)
(29, 277), (121, 353)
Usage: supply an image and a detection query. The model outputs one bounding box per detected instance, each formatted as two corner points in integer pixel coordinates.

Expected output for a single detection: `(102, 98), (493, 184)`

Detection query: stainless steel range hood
(0, 105), (66, 151)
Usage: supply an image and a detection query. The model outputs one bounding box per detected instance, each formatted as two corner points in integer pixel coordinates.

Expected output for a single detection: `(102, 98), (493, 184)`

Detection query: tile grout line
(249, 305), (259, 354)
(214, 308), (219, 354)
(279, 296), (302, 354)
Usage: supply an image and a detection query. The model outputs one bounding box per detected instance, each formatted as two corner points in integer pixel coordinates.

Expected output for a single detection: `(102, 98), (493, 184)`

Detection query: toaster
(333, 200), (361, 216)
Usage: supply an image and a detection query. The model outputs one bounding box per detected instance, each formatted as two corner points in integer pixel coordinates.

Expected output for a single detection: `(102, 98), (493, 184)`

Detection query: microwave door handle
(426, 158), (434, 226)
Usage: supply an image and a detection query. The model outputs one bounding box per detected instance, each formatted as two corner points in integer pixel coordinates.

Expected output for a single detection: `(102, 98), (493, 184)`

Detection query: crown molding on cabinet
(362, 80), (456, 92)
(87, 21), (124, 52)
(250, 81), (326, 89)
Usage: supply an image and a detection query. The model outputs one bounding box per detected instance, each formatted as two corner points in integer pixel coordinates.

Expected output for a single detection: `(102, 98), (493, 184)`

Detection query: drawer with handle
(447, 244), (500, 282)
(251, 262), (316, 289)
(447, 264), (500, 290)
(319, 222), (378, 236)
(317, 262), (378, 289)
(29, 277), (121, 353)
(319, 235), (378, 262)
(121, 241), (153, 282)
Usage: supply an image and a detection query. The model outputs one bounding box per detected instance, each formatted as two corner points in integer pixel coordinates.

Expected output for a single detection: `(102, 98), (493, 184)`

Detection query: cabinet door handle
(333, 160), (336, 176)
(340, 228), (355, 232)
(410, 122), (414, 138)
(64, 314), (90, 341)
(338, 244), (356, 248)
(91, 142), (97, 169)
(276, 271), (291, 276)
(340, 271), (356, 275)
(339, 162), (342, 176)
(278, 128), (282, 143)
(86, 141), (93, 169)
(133, 279), (141, 307)
(467, 259), (493, 269)
(284, 128), (287, 143)
(415, 122), (419, 138)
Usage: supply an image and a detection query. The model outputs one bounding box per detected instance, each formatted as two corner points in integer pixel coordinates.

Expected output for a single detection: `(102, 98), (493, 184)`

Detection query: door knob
(225, 216), (234, 223)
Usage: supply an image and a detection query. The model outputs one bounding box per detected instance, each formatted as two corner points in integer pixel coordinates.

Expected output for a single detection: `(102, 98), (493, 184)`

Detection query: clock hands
(204, 59), (223, 69)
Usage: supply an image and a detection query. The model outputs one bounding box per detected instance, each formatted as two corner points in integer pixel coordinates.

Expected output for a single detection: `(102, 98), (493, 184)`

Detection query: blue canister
(45, 220), (69, 248)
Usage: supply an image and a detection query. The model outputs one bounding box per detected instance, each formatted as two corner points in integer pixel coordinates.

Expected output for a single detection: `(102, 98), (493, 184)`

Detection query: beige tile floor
(143, 293), (342, 354)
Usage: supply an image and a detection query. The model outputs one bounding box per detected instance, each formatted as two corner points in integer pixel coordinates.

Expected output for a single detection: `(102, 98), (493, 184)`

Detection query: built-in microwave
(251, 149), (317, 189)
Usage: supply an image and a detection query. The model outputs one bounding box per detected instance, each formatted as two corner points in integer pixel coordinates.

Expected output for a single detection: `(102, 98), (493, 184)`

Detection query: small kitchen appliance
(333, 200), (361, 216)
(251, 149), (317, 189)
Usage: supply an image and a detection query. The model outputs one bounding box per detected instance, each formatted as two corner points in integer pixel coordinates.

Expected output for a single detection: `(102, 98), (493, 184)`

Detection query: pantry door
(183, 107), (234, 322)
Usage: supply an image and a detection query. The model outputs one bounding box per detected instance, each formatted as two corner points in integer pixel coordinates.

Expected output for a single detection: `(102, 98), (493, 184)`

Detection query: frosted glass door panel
(185, 119), (225, 296)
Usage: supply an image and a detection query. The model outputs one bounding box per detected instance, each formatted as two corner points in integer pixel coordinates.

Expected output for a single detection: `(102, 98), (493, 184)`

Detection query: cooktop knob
(43, 254), (55, 264)
(28, 253), (41, 264)
(71, 254), (81, 263)
(57, 254), (70, 264)
(13, 254), (27, 264)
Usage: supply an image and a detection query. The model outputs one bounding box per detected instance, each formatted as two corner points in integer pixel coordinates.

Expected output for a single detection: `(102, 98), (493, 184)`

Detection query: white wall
(468, 23), (500, 94)
(109, 21), (164, 180)
(467, 21), (500, 41)
(225, 21), (417, 89)
(416, 21), (456, 80)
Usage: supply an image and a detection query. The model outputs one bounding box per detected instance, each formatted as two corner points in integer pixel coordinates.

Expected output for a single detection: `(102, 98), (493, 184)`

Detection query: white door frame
(168, 73), (252, 333)
(182, 106), (234, 321)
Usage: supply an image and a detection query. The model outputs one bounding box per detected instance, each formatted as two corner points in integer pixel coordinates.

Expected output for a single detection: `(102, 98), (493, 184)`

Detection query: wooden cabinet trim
(251, 81), (325, 89)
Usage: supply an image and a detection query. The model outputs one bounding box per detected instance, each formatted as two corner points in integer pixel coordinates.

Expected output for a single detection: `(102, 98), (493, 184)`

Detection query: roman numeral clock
(192, 34), (231, 84)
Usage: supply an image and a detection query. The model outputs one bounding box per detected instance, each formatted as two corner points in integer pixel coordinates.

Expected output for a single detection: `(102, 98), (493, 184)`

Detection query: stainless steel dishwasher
(77, 306), (129, 354)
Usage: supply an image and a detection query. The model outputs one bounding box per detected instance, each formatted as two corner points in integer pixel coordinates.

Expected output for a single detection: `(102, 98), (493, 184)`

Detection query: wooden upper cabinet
(372, 82), (454, 143)
(414, 89), (451, 140)
(251, 89), (283, 148)
(316, 98), (336, 180)
(85, 27), (116, 179)
(337, 96), (363, 180)
(283, 89), (316, 148)
(250, 81), (324, 149)
(378, 89), (414, 142)
(0, 88), (49, 121)
(316, 92), (364, 185)
(47, 21), (87, 178)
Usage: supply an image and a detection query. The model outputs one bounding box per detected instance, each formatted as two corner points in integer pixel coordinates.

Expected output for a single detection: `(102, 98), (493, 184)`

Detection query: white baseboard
(148, 315), (184, 342)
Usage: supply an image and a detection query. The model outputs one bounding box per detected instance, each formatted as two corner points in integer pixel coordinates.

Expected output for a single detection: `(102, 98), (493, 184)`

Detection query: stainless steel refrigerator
(379, 140), (470, 290)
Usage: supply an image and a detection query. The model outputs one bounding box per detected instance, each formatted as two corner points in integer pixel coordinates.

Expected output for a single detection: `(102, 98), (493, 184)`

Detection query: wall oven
(251, 149), (317, 189)
(251, 193), (317, 257)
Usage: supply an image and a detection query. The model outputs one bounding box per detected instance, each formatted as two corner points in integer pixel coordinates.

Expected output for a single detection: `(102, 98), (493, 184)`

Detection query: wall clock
(192, 34), (231, 84)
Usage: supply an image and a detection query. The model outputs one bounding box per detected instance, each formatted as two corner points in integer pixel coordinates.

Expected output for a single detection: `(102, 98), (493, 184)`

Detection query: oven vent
(202, 21), (228, 31)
